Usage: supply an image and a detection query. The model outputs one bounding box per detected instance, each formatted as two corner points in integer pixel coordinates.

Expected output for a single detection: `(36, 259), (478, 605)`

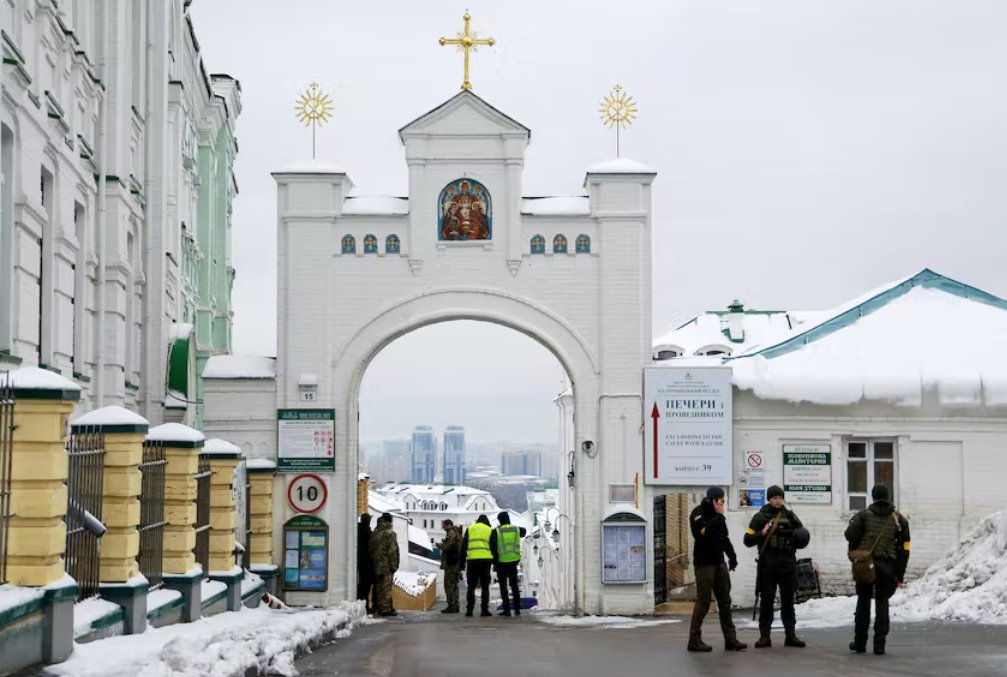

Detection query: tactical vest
(466, 523), (493, 561)
(861, 510), (901, 560)
(767, 512), (795, 551)
(497, 525), (522, 564)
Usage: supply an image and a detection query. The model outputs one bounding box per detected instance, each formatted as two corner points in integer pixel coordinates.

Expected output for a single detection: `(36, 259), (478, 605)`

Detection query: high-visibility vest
(466, 522), (492, 561)
(497, 524), (522, 564)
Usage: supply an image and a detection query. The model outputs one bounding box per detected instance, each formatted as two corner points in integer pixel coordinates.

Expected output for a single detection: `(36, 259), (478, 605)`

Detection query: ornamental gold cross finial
(294, 82), (334, 159)
(439, 11), (495, 91)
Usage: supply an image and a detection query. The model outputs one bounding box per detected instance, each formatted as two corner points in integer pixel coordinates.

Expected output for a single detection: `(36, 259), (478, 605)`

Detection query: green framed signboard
(283, 515), (329, 591)
(277, 408), (335, 472)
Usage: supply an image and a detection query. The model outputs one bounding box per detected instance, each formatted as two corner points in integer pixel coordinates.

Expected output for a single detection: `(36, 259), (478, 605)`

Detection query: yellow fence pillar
(246, 459), (277, 594)
(357, 475), (369, 518)
(147, 423), (204, 623)
(203, 439), (245, 612)
(4, 368), (80, 587)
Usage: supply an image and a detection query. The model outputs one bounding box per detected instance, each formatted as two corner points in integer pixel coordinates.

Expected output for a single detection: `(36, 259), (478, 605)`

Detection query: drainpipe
(93, 9), (111, 406)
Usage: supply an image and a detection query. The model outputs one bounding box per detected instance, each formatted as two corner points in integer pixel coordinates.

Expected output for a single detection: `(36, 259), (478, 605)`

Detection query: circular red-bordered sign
(287, 473), (328, 514)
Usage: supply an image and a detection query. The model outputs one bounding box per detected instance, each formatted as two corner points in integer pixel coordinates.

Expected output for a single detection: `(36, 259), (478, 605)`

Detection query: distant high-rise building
(443, 426), (466, 485)
(411, 426), (436, 484)
(371, 439), (410, 485)
(501, 450), (542, 477)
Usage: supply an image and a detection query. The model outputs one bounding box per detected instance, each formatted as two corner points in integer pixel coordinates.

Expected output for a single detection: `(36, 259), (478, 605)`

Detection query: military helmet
(791, 526), (811, 550)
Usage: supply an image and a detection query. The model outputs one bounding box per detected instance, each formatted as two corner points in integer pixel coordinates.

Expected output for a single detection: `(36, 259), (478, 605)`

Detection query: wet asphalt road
(294, 609), (1007, 677)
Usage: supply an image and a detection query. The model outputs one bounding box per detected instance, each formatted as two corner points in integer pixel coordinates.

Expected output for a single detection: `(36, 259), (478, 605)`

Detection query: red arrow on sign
(651, 403), (660, 478)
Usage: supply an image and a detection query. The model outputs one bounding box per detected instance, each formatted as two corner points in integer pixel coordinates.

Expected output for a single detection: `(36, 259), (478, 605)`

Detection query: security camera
(581, 440), (594, 453)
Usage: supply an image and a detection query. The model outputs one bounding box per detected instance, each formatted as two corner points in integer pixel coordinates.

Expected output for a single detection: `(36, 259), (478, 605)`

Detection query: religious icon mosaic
(363, 234), (378, 254)
(438, 178), (492, 241)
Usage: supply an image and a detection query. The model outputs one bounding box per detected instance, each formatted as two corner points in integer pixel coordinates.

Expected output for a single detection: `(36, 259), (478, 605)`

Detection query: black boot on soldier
(687, 639), (713, 652)
(784, 634), (806, 648)
(754, 636), (772, 648)
(725, 638), (747, 651)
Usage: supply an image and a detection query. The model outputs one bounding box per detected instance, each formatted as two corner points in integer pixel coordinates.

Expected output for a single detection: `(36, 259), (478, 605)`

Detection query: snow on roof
(246, 459), (276, 471)
(0, 367), (80, 393)
(394, 570), (436, 596)
(274, 159), (348, 174)
(730, 274), (1007, 406)
(407, 524), (433, 550)
(586, 158), (656, 174)
(171, 323), (194, 341)
(202, 355), (275, 379)
(203, 438), (242, 455)
(521, 196), (590, 216)
(368, 491), (403, 514)
(71, 405), (148, 428)
(146, 423), (205, 443)
(341, 196), (409, 215)
(653, 309), (801, 357)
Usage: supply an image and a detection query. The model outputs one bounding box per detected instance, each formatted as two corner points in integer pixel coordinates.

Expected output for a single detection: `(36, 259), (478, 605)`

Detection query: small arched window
(575, 234), (591, 254)
(553, 234), (568, 254)
(363, 234), (378, 254)
(341, 235), (356, 254)
(386, 234), (401, 254)
(530, 234), (545, 254)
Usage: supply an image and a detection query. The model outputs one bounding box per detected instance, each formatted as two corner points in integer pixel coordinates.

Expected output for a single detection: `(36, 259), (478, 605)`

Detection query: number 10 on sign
(287, 474), (328, 514)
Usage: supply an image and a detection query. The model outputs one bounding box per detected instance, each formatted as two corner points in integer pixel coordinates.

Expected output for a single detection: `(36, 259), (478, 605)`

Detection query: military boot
(725, 638), (748, 651)
(784, 634), (806, 648)
(849, 641), (866, 653)
(874, 640), (886, 655)
(754, 636), (772, 648)
(687, 639), (713, 652)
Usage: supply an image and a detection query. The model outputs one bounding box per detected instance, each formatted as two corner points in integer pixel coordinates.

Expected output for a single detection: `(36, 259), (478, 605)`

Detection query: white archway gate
(273, 90), (656, 615)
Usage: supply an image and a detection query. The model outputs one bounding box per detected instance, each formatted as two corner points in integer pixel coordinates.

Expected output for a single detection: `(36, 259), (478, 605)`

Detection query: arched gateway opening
(357, 319), (575, 610)
(269, 89), (656, 615)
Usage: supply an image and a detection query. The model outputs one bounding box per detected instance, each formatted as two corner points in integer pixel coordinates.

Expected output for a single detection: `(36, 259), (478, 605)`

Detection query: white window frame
(844, 438), (897, 513)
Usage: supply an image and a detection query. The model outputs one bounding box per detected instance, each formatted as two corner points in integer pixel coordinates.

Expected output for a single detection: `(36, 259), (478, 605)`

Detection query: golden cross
(439, 11), (495, 91)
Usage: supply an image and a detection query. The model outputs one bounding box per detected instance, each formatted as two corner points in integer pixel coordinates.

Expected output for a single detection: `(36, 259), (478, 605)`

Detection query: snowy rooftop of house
(652, 305), (822, 358)
(521, 196), (590, 216)
(368, 491), (404, 515)
(341, 195), (409, 216)
(407, 525), (433, 550)
(729, 269), (1007, 407)
(202, 355), (276, 379)
(376, 483), (491, 499)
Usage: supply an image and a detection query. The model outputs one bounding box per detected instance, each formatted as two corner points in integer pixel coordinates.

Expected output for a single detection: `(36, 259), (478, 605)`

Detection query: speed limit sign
(287, 474), (328, 514)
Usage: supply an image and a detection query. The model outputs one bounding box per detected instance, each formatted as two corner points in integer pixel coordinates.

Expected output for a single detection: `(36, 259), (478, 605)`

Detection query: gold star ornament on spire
(439, 11), (495, 91)
(294, 82), (334, 159)
(599, 85), (638, 157)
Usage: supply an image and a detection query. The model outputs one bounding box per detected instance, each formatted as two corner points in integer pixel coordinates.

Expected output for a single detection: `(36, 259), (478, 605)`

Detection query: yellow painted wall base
(6, 558), (66, 586)
(100, 559), (140, 583)
(163, 552), (196, 575)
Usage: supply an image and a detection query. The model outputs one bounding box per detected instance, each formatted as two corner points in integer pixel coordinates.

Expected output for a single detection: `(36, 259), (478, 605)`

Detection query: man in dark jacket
(744, 485), (806, 648)
(356, 513), (374, 613)
(844, 483), (911, 655)
(490, 511), (527, 616)
(688, 487), (747, 652)
(460, 514), (494, 617)
(438, 519), (462, 613)
(369, 513), (400, 616)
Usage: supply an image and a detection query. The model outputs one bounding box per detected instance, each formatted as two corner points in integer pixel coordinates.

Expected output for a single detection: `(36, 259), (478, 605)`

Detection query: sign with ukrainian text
(783, 445), (832, 503)
(644, 367), (732, 485)
(277, 409), (335, 472)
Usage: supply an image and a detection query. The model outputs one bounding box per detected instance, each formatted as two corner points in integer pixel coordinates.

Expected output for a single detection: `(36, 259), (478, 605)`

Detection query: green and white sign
(277, 409), (335, 472)
(783, 444), (832, 503)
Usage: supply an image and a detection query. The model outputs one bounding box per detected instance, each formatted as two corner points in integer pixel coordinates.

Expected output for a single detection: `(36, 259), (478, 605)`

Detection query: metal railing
(138, 439), (167, 590)
(0, 377), (14, 584)
(193, 454), (212, 573)
(65, 426), (106, 601)
(241, 473), (252, 570)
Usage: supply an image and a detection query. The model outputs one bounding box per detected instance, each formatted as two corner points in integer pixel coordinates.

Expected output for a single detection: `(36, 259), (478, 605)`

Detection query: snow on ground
(45, 600), (367, 677)
(73, 597), (122, 638)
(394, 571), (436, 596)
(536, 614), (680, 629)
(0, 584), (45, 615)
(743, 509), (1007, 629)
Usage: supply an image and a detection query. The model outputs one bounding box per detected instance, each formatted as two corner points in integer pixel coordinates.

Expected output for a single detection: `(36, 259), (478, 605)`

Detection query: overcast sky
(191, 0), (1007, 444)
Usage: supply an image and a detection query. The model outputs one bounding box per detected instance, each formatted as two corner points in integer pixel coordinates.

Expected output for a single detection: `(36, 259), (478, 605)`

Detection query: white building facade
(1, 1), (239, 426)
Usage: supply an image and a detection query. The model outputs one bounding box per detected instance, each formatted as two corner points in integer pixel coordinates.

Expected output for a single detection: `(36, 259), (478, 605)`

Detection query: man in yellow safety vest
(460, 514), (494, 617)
(491, 511), (527, 616)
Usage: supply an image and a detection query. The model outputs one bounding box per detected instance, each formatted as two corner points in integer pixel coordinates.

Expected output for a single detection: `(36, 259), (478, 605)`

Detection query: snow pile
(0, 584), (45, 616)
(750, 509), (1007, 629)
(537, 614), (680, 629)
(45, 601), (367, 677)
(394, 571), (436, 597)
(202, 355), (275, 379)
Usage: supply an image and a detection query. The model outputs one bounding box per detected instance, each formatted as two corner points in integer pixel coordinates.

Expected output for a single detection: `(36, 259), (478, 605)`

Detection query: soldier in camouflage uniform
(369, 513), (400, 617)
(845, 483), (911, 655)
(438, 519), (462, 613)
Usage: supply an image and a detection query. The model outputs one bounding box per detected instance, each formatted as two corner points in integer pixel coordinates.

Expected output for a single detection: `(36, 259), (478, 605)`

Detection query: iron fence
(241, 474), (252, 570)
(65, 426), (106, 601)
(193, 454), (212, 573)
(138, 439), (167, 590)
(0, 377), (14, 584)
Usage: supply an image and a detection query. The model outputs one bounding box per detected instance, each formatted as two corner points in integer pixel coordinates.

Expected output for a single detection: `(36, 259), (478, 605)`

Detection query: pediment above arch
(398, 90), (530, 141)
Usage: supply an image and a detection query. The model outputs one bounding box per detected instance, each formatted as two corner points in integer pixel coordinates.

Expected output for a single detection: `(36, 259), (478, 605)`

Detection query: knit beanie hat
(871, 483), (891, 502)
(706, 486), (725, 502)
(767, 485), (785, 500)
